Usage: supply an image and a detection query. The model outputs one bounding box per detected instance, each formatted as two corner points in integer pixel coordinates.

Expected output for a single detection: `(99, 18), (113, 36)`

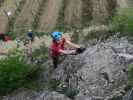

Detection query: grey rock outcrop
(1, 36), (133, 100)
(2, 88), (70, 100)
(52, 36), (133, 100)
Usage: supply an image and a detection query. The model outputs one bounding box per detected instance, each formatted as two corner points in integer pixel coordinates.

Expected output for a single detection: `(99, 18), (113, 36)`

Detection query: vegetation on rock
(111, 7), (133, 36)
(0, 55), (34, 94)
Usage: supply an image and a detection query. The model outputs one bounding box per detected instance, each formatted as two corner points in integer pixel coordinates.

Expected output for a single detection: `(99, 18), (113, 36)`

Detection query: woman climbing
(50, 31), (86, 68)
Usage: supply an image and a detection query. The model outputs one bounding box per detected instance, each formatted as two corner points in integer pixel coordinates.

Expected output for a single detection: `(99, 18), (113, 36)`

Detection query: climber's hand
(76, 47), (86, 54)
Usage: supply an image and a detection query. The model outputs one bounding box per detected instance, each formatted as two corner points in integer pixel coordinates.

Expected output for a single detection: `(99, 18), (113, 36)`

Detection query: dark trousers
(52, 55), (66, 68)
(0, 34), (5, 41)
(52, 56), (59, 69)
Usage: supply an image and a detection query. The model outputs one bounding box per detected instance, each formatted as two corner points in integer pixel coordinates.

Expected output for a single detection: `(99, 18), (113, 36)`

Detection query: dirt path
(14, 0), (41, 32)
(39, 0), (63, 32)
(0, 0), (21, 32)
(64, 0), (82, 28)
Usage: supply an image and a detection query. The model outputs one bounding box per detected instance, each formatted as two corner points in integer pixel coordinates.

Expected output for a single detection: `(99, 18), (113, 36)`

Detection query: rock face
(52, 36), (133, 100)
(1, 35), (133, 100)
(117, 0), (133, 8)
(2, 88), (70, 100)
(0, 0), (133, 32)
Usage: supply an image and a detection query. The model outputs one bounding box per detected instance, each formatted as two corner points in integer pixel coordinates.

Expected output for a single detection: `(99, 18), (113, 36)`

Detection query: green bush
(111, 7), (133, 36)
(31, 45), (48, 62)
(33, 31), (49, 37)
(64, 88), (79, 99)
(7, 31), (17, 40)
(48, 79), (61, 91)
(111, 96), (122, 100)
(0, 55), (34, 93)
(128, 64), (133, 86)
(57, 85), (79, 99)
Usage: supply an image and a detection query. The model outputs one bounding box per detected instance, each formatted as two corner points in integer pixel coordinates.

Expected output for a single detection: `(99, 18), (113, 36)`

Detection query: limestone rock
(2, 88), (70, 100)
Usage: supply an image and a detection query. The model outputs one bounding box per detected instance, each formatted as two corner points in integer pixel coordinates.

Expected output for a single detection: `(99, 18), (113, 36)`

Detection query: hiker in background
(0, 33), (5, 41)
(24, 30), (34, 61)
(50, 31), (86, 69)
(0, 33), (11, 42)
(27, 29), (34, 42)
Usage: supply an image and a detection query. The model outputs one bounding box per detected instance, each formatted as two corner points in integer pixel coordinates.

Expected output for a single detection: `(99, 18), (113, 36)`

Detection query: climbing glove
(76, 47), (86, 54)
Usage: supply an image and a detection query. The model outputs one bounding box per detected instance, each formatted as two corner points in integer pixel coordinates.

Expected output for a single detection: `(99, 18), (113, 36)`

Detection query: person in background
(0, 33), (11, 42)
(27, 29), (34, 42)
(50, 31), (86, 68)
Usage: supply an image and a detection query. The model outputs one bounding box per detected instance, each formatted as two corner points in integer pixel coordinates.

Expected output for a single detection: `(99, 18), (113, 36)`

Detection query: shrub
(7, 31), (17, 40)
(0, 55), (34, 94)
(31, 45), (48, 63)
(128, 64), (133, 86)
(48, 79), (61, 91)
(111, 96), (122, 100)
(111, 7), (133, 36)
(64, 88), (79, 99)
(57, 85), (79, 99)
(33, 31), (49, 37)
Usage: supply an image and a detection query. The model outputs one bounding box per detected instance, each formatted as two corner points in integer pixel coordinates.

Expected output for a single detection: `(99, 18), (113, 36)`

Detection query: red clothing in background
(4, 36), (11, 42)
(0, 33), (11, 42)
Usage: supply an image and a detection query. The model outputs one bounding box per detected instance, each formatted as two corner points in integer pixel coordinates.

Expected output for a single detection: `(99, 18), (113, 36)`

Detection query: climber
(50, 31), (86, 68)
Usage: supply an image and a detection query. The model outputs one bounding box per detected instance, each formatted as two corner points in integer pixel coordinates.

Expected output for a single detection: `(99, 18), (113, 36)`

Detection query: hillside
(0, 0), (133, 100)
(0, 0), (132, 33)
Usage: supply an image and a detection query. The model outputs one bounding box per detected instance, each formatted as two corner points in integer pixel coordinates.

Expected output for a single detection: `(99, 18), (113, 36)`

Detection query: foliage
(128, 64), (133, 86)
(31, 45), (48, 63)
(48, 79), (61, 91)
(23, 80), (44, 92)
(111, 7), (133, 36)
(0, 55), (35, 94)
(111, 96), (122, 100)
(33, 31), (49, 37)
(54, 21), (66, 32)
(7, 31), (17, 40)
(56, 84), (79, 99)
(64, 88), (79, 99)
(83, 30), (114, 44)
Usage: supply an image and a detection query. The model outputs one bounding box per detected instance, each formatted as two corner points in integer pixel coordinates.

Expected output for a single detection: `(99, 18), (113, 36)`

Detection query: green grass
(111, 96), (122, 100)
(128, 64), (133, 87)
(0, 55), (35, 94)
(33, 31), (49, 37)
(23, 79), (45, 92)
(111, 7), (133, 37)
(31, 45), (48, 62)
(47, 79), (61, 91)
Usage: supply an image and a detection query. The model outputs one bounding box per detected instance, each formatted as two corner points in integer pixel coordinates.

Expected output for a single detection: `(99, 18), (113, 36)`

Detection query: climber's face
(56, 35), (62, 43)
